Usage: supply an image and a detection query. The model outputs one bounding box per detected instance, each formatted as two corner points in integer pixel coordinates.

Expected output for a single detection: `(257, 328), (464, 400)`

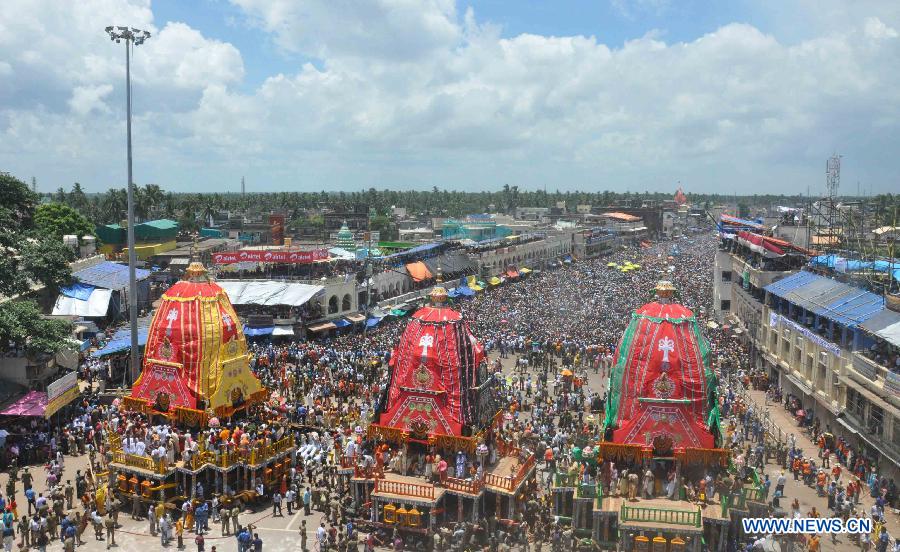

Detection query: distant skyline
(1, 1), (899, 195)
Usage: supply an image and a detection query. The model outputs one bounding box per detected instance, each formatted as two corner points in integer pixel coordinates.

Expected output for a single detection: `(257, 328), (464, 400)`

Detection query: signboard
(212, 249), (329, 265)
(45, 371), (80, 418)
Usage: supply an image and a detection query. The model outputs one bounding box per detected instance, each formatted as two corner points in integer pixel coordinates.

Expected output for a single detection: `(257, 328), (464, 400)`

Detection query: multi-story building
(467, 232), (574, 277)
(715, 234), (900, 481)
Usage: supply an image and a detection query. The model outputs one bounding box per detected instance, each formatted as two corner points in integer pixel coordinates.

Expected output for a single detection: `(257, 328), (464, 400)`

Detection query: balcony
(729, 255), (795, 289)
(849, 352), (900, 402)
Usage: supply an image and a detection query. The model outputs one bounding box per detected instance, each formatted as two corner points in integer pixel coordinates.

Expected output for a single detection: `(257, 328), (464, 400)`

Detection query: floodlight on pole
(106, 25), (150, 386)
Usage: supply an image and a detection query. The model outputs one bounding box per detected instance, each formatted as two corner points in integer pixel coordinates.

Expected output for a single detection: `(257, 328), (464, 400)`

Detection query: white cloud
(1, 0), (899, 194)
(864, 17), (898, 40)
(68, 84), (114, 116)
(231, 0), (460, 61)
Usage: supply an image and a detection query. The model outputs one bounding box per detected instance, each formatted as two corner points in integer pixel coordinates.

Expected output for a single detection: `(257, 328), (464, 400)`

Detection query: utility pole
(106, 25), (151, 385)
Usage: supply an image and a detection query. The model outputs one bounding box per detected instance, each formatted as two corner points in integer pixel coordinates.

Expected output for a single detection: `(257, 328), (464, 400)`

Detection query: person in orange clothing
(831, 464), (841, 482)
(807, 534), (820, 552)
(792, 457), (802, 480)
(802, 460), (812, 485)
(815, 470), (827, 496)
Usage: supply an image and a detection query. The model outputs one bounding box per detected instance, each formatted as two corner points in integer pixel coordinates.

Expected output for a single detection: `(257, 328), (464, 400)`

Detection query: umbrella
(500, 319), (508, 324)
(561, 368), (573, 377)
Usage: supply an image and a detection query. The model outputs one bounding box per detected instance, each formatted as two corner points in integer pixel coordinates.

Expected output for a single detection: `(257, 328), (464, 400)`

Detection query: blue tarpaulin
(60, 283), (96, 301)
(90, 319), (151, 357)
(765, 270), (885, 328)
(243, 326), (274, 337)
(334, 318), (352, 328)
(73, 261), (151, 291)
(366, 317), (383, 328)
(810, 255), (900, 282)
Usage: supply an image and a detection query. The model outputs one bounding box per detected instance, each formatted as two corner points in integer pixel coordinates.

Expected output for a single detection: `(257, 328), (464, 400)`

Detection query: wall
(471, 233), (574, 277)
(318, 278), (359, 318)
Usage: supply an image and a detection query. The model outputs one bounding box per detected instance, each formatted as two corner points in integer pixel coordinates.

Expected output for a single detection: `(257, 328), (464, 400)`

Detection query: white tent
(217, 280), (324, 307)
(52, 288), (113, 317)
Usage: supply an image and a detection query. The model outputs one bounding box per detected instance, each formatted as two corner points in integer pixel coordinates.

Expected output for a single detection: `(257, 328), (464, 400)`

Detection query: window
(893, 418), (900, 450)
(869, 405), (884, 437)
(721, 270), (732, 282)
(847, 389), (865, 420)
(720, 300), (731, 311)
(341, 294), (352, 311)
(328, 296), (338, 314)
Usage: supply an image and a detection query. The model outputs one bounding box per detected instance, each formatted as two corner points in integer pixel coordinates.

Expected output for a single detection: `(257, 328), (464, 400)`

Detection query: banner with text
(212, 249), (329, 265)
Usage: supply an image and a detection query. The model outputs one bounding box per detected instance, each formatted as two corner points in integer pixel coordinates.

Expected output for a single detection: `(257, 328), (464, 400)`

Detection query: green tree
(33, 203), (95, 243)
(0, 172), (74, 355)
(0, 300), (74, 355)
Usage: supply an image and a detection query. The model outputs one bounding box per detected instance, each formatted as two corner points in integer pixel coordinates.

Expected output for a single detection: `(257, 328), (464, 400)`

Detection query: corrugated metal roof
(764, 271), (819, 296)
(860, 309), (900, 347)
(73, 261), (151, 291)
(765, 270), (884, 327)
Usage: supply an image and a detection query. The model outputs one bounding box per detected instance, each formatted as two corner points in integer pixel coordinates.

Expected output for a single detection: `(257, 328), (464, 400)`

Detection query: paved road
(745, 388), (896, 551)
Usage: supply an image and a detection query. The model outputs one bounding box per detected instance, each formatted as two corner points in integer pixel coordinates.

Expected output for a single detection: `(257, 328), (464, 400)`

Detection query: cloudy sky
(1, 0), (898, 195)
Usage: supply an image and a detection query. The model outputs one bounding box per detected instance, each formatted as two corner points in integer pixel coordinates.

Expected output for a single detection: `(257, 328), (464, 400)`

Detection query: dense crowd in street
(0, 233), (897, 551)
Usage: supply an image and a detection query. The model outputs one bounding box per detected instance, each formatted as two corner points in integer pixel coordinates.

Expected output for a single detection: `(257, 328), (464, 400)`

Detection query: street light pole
(106, 26), (151, 386)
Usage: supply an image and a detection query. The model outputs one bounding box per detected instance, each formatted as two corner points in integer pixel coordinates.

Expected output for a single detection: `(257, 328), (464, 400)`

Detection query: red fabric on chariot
(131, 275), (259, 412)
(378, 303), (484, 438)
(608, 301), (715, 451)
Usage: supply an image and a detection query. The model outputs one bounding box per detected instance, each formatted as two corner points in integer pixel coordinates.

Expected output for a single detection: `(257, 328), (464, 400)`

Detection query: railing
(849, 352), (900, 399)
(620, 504), (701, 527)
(445, 476), (482, 494)
(576, 483), (596, 499)
(110, 451), (167, 474)
(375, 478), (435, 500)
(486, 455), (535, 491)
(553, 471), (578, 487)
(108, 433), (123, 452)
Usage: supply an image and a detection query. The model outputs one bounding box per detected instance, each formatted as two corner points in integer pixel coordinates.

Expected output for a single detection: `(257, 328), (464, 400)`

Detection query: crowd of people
(2, 232), (899, 551)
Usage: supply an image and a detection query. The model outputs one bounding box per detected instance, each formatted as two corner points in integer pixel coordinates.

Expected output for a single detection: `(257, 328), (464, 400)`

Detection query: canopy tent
(489, 277), (502, 286)
(345, 313), (366, 324)
(90, 317), (152, 357)
(0, 391), (47, 417)
(736, 231), (785, 258)
(405, 261), (433, 282)
(765, 270), (885, 328)
(366, 317), (383, 328)
(308, 321), (336, 333)
(72, 261), (151, 292)
(272, 326), (294, 336)
(52, 288), (113, 318)
(390, 308), (408, 317)
(505, 269), (519, 279)
(519, 267), (532, 275)
(243, 326), (274, 337)
(217, 280), (324, 306)
(334, 318), (352, 328)
(466, 275), (483, 291)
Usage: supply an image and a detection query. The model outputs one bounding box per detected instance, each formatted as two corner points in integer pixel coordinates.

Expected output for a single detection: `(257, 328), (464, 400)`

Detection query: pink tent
(0, 391), (48, 417)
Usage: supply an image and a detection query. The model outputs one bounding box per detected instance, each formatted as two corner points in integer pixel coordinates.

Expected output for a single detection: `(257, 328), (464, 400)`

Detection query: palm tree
(143, 184), (165, 215)
(99, 188), (127, 224)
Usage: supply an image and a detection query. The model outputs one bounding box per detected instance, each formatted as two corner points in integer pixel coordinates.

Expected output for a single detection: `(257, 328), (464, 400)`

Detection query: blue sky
(1, 0), (898, 195)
